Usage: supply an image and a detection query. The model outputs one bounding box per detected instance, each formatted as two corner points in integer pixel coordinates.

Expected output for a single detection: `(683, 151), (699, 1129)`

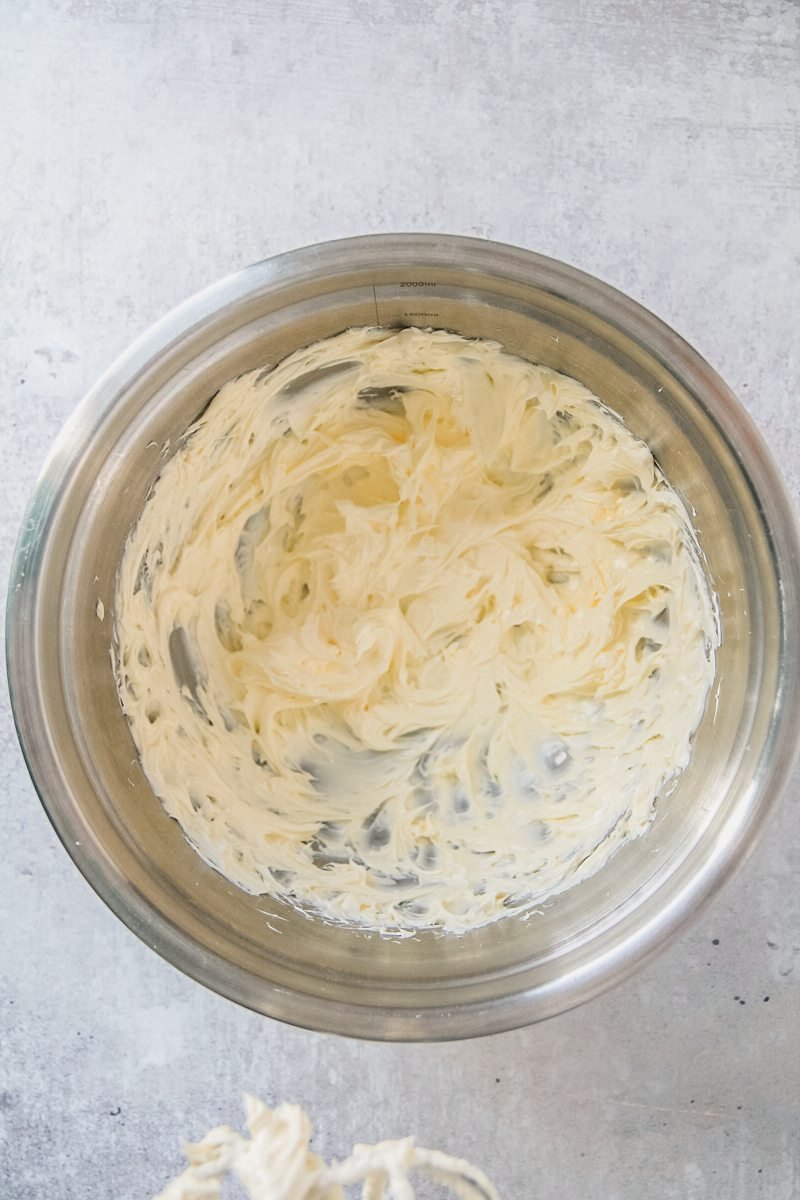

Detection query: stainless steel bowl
(7, 235), (800, 1040)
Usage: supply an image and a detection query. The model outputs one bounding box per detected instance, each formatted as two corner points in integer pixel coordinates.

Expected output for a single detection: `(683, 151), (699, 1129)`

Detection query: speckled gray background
(1, 1), (799, 1197)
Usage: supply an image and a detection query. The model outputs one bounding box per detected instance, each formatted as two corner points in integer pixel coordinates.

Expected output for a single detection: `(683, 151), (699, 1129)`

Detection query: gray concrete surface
(1, 1), (799, 1197)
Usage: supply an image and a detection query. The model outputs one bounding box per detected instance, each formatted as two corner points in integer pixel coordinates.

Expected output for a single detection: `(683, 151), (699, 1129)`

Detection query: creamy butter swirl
(115, 328), (717, 932)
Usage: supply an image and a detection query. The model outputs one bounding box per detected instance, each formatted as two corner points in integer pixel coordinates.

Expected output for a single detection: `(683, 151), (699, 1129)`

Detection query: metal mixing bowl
(7, 235), (800, 1040)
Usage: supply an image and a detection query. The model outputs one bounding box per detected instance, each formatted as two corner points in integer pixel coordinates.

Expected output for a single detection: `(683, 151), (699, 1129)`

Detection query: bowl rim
(7, 232), (800, 1040)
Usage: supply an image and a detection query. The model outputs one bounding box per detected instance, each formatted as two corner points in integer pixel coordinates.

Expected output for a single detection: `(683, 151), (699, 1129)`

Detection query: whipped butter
(115, 327), (717, 933)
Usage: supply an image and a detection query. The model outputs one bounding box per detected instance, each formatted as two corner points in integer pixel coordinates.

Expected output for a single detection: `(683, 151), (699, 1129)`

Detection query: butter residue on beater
(153, 1094), (498, 1200)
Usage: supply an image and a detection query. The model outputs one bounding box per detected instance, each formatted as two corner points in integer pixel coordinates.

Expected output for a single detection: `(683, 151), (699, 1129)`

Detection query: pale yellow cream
(115, 328), (717, 933)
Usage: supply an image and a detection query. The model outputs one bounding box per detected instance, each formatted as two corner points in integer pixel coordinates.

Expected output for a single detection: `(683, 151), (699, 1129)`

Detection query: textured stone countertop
(1, 2), (798, 1197)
